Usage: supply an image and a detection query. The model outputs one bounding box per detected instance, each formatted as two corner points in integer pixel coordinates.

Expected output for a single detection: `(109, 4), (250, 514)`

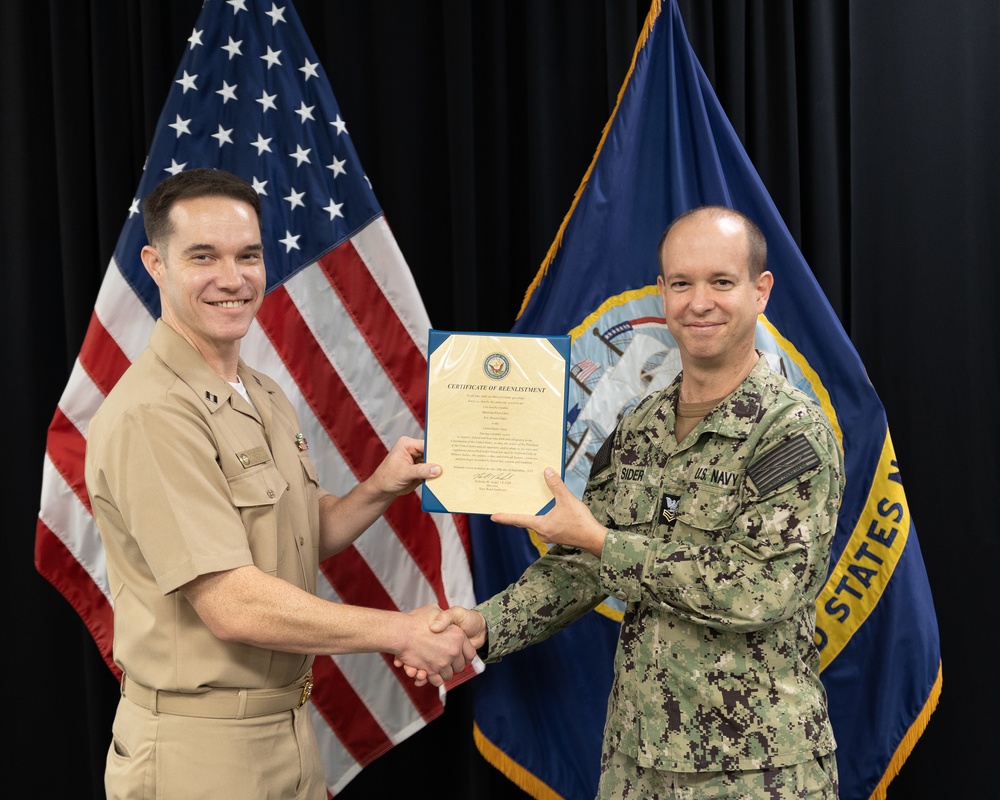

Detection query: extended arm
(491, 467), (608, 557)
(317, 435), (440, 559)
(183, 565), (476, 686)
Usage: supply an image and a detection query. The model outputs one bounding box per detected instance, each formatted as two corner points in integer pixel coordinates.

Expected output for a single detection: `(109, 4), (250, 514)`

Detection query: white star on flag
(217, 81), (238, 103)
(175, 70), (198, 92)
(223, 37), (243, 58)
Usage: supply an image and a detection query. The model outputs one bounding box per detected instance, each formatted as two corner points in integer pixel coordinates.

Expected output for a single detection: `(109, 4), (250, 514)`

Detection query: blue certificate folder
(421, 330), (571, 516)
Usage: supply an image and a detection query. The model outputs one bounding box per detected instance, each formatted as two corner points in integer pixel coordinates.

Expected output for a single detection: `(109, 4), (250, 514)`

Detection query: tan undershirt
(674, 396), (726, 442)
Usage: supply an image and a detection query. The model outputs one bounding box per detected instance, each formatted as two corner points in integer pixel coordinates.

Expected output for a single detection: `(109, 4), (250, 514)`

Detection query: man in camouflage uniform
(416, 206), (844, 799)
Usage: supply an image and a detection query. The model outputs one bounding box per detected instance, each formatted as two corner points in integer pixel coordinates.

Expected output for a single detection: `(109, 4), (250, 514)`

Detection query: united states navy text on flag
(34, 0), (475, 793)
(469, 2), (941, 799)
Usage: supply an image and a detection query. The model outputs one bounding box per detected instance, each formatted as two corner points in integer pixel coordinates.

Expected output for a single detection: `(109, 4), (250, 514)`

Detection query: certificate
(421, 330), (570, 516)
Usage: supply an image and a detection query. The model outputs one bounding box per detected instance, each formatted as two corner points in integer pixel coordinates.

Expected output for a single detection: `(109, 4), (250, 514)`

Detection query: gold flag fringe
(867, 660), (943, 800)
(474, 721), (565, 800)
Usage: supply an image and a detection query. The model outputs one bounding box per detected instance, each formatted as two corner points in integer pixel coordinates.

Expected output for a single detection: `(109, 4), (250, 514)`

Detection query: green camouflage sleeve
(474, 544), (606, 661)
(599, 411), (844, 633)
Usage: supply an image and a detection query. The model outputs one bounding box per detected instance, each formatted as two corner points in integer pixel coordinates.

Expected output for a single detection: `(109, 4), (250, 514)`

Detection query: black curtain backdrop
(5, 1), (998, 798)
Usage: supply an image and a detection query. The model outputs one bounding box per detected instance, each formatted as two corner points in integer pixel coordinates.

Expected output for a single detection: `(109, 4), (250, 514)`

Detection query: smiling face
(657, 210), (772, 375)
(141, 195), (265, 378)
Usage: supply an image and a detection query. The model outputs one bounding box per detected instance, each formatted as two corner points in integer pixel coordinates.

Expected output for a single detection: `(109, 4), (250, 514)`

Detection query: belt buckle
(298, 674), (313, 708)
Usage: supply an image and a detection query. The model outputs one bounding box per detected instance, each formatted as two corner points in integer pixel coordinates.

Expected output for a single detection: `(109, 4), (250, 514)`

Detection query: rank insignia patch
(659, 494), (681, 524)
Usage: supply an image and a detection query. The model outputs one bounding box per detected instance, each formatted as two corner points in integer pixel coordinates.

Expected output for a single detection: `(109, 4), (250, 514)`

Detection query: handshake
(392, 604), (487, 688)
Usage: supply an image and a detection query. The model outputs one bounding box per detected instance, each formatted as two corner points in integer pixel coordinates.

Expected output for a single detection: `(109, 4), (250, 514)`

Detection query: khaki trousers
(105, 695), (327, 799)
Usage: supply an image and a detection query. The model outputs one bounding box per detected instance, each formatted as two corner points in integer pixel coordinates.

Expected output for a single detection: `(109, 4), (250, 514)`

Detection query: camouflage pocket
(608, 482), (660, 530)
(672, 482), (741, 545)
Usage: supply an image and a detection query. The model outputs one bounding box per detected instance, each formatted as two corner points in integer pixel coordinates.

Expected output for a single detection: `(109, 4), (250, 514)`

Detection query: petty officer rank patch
(658, 493), (681, 524)
(746, 433), (821, 495)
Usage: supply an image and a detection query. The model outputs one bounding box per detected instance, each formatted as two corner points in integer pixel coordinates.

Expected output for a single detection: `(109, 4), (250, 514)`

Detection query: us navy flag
(468, 2), (941, 799)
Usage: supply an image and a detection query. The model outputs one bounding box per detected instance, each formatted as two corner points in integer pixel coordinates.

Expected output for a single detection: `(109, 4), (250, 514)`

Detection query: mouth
(210, 300), (250, 309)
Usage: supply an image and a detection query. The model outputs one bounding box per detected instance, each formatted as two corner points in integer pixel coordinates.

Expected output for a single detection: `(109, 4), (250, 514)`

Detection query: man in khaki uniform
(410, 207), (844, 799)
(85, 168), (474, 800)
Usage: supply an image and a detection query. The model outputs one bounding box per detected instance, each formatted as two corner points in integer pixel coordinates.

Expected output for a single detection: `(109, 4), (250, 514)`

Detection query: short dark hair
(658, 205), (767, 278)
(142, 168), (263, 247)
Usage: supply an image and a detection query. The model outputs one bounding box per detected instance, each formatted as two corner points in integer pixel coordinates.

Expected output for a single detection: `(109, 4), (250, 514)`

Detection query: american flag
(33, 0), (476, 793)
(570, 358), (601, 383)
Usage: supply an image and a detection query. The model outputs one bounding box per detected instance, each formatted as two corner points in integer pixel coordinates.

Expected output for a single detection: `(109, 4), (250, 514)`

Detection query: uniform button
(267, 489), (275, 498)
(298, 536), (305, 546)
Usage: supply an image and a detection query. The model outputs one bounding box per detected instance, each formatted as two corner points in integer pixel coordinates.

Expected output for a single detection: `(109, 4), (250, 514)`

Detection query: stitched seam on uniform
(747, 433), (820, 495)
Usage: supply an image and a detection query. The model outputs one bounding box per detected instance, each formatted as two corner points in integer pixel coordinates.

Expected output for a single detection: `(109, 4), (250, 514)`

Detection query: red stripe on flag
(34, 520), (119, 677)
(320, 551), (445, 722)
(309, 655), (393, 764)
(321, 545), (398, 612)
(255, 286), (447, 607)
(452, 512), (473, 565)
(382, 494), (444, 604)
(45, 408), (92, 514)
(78, 312), (132, 396)
(318, 243), (427, 425)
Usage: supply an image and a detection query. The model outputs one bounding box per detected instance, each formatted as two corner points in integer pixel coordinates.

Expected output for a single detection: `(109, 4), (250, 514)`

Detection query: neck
(679, 349), (759, 403)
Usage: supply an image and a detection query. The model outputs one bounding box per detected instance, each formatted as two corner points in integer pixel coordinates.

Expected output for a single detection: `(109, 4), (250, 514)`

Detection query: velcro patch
(747, 433), (821, 495)
(590, 425), (618, 479)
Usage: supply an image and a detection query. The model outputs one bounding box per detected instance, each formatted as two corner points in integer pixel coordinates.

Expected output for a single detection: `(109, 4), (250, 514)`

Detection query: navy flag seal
(484, 352), (510, 380)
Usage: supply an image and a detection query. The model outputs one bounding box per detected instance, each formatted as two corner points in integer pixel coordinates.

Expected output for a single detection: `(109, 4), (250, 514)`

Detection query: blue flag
(468, 2), (941, 798)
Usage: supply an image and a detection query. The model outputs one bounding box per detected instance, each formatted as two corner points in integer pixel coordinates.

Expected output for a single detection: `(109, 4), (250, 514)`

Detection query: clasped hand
(394, 605), (486, 687)
(396, 469), (607, 686)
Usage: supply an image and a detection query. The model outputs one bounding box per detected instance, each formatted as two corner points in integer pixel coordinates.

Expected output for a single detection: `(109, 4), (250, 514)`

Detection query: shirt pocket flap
(608, 482), (659, 528)
(227, 464), (287, 508)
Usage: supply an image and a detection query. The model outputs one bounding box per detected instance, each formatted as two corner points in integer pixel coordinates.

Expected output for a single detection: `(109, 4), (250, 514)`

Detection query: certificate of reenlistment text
(421, 330), (571, 516)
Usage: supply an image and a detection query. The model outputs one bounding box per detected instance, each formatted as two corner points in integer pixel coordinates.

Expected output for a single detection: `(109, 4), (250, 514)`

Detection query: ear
(755, 270), (774, 311)
(656, 274), (668, 315)
(141, 244), (166, 287)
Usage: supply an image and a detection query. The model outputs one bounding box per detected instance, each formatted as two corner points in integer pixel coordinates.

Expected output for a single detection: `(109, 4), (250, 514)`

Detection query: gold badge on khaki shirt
(237, 446), (270, 468)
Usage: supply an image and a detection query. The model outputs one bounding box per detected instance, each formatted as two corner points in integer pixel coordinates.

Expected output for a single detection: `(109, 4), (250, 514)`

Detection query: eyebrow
(664, 268), (742, 281)
(179, 242), (264, 257)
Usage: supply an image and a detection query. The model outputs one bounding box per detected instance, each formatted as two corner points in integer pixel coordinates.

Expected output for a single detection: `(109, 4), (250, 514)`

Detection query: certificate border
(421, 329), (571, 516)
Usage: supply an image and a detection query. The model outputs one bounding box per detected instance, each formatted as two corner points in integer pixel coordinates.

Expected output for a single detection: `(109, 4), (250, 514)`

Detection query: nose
(215, 257), (243, 288)
(689, 283), (714, 313)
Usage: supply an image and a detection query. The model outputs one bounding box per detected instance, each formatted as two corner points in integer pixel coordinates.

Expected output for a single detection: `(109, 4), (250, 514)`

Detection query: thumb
(428, 607), (460, 633)
(544, 467), (567, 494)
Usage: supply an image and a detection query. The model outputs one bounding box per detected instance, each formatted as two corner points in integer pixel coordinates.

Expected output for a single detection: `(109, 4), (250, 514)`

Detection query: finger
(490, 512), (539, 529)
(543, 466), (567, 493)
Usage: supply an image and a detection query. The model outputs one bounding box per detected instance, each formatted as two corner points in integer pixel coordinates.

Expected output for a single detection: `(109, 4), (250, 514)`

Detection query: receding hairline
(142, 168), (262, 249)
(657, 205), (768, 278)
